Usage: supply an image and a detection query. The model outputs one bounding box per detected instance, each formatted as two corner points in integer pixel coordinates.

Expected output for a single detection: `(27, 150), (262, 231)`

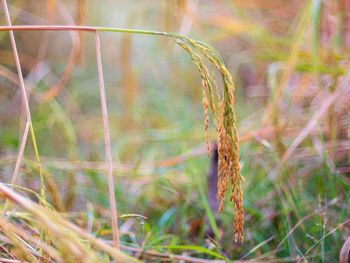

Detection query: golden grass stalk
(0, 218), (63, 262)
(0, 24), (244, 242)
(175, 37), (243, 242)
(0, 183), (140, 262)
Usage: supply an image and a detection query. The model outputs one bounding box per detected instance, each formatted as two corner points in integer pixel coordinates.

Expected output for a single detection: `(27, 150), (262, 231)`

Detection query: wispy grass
(0, 1), (349, 262)
(0, 13), (242, 262)
(1, 0), (47, 210)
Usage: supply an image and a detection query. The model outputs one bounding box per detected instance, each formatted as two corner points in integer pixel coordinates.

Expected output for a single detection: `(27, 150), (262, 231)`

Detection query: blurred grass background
(0, 0), (350, 262)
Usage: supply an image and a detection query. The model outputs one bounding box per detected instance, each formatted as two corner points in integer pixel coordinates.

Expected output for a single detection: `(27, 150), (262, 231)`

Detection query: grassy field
(0, 0), (349, 262)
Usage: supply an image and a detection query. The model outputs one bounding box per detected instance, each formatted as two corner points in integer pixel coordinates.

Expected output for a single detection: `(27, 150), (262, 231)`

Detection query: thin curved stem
(0, 25), (172, 36)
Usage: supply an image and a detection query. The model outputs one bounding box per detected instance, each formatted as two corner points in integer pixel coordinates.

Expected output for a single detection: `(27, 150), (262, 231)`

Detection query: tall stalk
(0, 23), (243, 241)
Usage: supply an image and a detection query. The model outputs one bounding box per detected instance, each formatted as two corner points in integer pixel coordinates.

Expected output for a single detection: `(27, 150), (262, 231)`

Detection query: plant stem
(94, 32), (120, 249)
(1, 0), (47, 209)
(0, 25), (172, 36)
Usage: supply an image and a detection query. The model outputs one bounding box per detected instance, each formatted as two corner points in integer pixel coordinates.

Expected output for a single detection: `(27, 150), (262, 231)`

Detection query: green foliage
(0, 0), (349, 262)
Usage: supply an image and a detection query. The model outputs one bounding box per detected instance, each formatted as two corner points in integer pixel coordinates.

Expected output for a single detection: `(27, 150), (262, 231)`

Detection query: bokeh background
(0, 0), (350, 261)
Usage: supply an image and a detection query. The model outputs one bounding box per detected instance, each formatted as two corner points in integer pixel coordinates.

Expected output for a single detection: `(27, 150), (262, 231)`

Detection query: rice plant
(0, 0), (349, 262)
